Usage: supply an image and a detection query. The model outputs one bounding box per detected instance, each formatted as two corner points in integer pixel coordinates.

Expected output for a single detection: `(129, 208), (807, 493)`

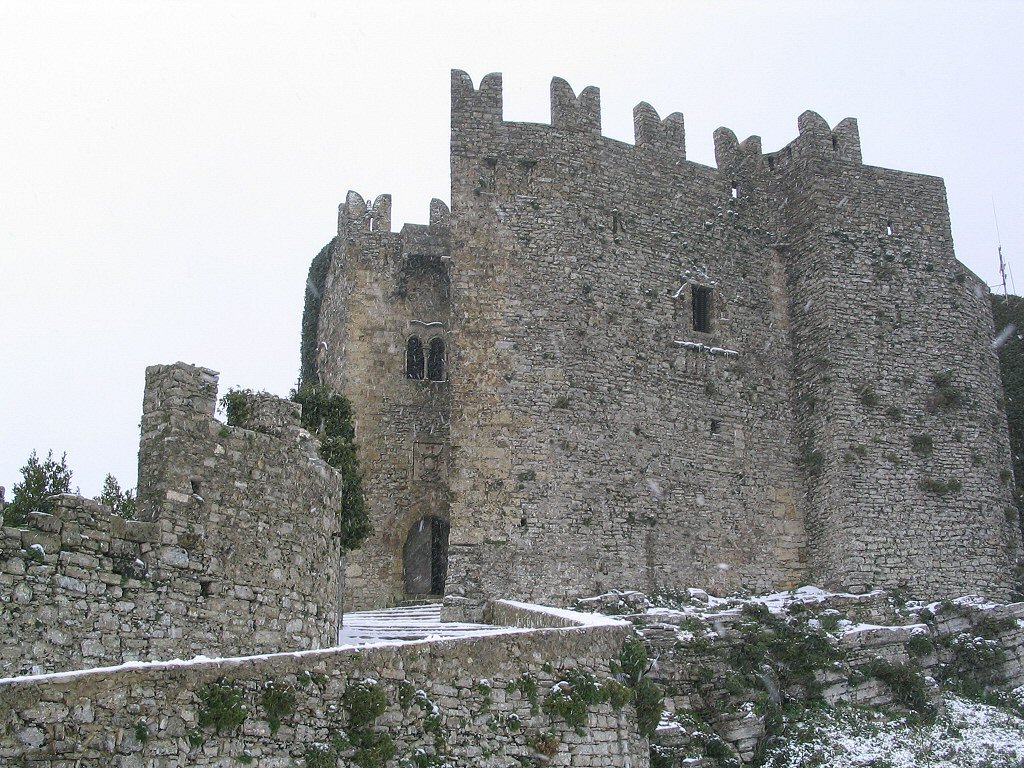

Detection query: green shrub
(97, 473), (137, 519)
(342, 680), (395, 768)
(862, 659), (934, 722)
(292, 384), (371, 550)
(905, 633), (934, 658)
(885, 405), (904, 422)
(798, 443), (824, 475)
(197, 680), (248, 733)
(220, 387), (260, 428)
(300, 241), (334, 385)
(303, 745), (335, 768)
(926, 370), (964, 411)
(260, 680), (296, 734)
(544, 674), (601, 730)
(918, 476), (963, 495)
(859, 385), (880, 407)
(619, 636), (650, 685)
(634, 679), (664, 739)
(910, 433), (934, 456)
(603, 679), (633, 710)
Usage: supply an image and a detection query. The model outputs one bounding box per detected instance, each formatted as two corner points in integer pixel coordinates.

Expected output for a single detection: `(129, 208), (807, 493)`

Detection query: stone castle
(2, 70), (1023, 767)
(310, 70), (1021, 616)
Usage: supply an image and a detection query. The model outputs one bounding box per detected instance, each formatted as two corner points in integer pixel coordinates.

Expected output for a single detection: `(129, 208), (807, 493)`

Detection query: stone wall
(443, 72), (810, 614)
(440, 71), (1018, 613)
(315, 196), (453, 610)
(0, 602), (649, 768)
(312, 69), (1021, 617)
(744, 116), (1021, 597)
(0, 362), (343, 677)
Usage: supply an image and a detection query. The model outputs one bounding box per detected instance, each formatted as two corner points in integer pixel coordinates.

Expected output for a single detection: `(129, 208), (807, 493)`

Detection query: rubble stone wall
(631, 590), (1024, 763)
(0, 602), (648, 768)
(0, 362), (343, 677)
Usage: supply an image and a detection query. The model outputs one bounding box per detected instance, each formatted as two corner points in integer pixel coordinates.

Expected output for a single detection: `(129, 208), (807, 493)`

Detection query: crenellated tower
(313, 191), (453, 610)
(310, 70), (1021, 616)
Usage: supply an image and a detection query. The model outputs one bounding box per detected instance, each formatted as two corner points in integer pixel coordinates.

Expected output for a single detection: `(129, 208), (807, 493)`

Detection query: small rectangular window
(692, 285), (712, 332)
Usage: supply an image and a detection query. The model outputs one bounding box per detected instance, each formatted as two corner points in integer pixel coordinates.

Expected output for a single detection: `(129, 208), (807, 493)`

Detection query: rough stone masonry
(308, 70), (1022, 615)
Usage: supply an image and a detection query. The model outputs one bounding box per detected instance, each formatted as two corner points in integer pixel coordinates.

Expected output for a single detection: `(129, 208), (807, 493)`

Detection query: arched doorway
(403, 516), (449, 595)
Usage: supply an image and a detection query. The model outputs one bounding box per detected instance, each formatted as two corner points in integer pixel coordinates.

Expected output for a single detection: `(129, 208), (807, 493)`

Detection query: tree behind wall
(3, 450), (72, 527)
(991, 294), (1024, 529)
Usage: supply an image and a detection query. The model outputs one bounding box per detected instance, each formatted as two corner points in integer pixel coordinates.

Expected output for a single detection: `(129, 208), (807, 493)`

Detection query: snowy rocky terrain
(575, 586), (1024, 766)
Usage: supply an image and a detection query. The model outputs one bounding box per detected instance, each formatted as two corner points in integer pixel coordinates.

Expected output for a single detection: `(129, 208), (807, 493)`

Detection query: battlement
(452, 69), (863, 172)
(338, 190), (392, 235)
(550, 76), (601, 134)
(715, 110), (862, 172)
(337, 191), (450, 244)
(633, 101), (686, 158)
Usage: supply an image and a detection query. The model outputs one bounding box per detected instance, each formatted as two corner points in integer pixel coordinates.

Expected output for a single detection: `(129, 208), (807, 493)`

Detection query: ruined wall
(0, 362), (342, 677)
(443, 71), (808, 613)
(0, 602), (648, 768)
(315, 196), (453, 610)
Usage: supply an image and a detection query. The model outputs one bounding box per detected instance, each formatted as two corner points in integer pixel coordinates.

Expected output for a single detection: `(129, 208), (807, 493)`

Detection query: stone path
(337, 603), (517, 645)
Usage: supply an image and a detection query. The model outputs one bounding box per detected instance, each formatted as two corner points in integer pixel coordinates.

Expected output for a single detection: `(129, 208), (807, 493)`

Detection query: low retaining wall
(0, 602), (649, 767)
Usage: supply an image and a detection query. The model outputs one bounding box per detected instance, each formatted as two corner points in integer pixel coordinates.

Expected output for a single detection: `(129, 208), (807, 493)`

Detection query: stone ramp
(337, 603), (516, 645)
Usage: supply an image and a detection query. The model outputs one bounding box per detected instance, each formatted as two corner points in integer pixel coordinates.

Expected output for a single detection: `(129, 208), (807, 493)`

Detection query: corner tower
(310, 192), (453, 610)
(717, 110), (1021, 597)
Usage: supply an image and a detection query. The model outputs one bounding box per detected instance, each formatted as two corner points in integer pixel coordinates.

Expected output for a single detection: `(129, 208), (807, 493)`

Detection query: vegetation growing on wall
(342, 679), (396, 768)
(292, 383), (371, 550)
(220, 387), (264, 429)
(197, 679), (248, 734)
(300, 239), (336, 386)
(614, 635), (664, 739)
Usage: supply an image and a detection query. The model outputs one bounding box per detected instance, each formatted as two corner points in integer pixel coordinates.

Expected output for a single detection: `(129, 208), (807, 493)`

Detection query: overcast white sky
(2, 1), (1022, 498)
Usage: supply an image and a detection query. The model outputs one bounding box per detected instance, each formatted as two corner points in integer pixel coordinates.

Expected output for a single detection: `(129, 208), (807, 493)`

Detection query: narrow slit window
(886, 221), (893, 236)
(406, 336), (425, 379)
(692, 285), (713, 333)
(427, 337), (445, 382)
(731, 183), (739, 199)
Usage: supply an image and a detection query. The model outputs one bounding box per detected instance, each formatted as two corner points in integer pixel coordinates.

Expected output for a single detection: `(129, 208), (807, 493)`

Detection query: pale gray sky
(2, 0), (1022, 497)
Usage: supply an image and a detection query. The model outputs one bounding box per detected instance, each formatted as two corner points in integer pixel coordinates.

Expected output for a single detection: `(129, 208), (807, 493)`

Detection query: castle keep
(4, 69), (1024, 767)
(310, 70), (1022, 614)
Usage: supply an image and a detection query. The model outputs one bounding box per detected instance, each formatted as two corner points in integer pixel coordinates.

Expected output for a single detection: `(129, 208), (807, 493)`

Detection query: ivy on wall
(218, 382), (372, 551)
(300, 239), (336, 386)
(292, 383), (372, 551)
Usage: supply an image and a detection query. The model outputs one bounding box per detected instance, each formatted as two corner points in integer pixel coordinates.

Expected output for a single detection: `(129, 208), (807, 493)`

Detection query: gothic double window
(406, 336), (445, 381)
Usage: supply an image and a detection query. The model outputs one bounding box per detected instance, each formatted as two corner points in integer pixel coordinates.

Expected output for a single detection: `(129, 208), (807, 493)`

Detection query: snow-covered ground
(762, 692), (1024, 768)
(337, 603), (524, 644)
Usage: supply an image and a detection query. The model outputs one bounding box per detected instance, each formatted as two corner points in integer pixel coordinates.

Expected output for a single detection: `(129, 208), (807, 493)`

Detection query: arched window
(427, 337), (445, 382)
(404, 515), (450, 595)
(406, 336), (425, 379)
